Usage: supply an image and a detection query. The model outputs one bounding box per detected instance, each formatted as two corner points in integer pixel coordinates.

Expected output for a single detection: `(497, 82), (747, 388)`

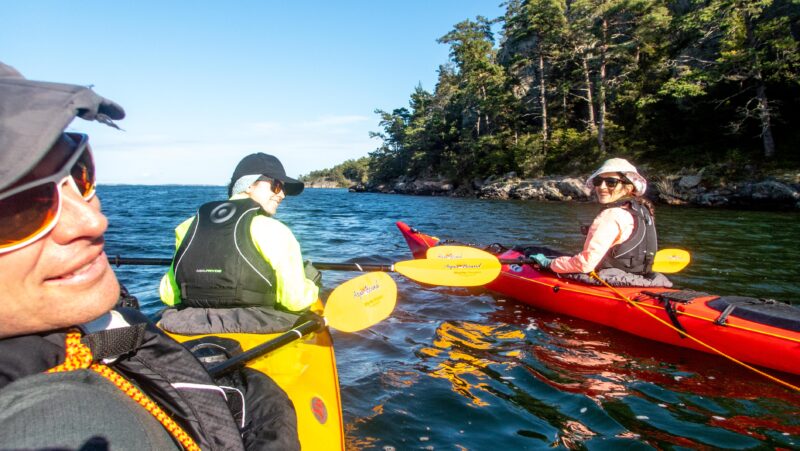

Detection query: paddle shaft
(499, 249), (689, 273)
(109, 255), (396, 272)
(208, 318), (324, 377)
(202, 270), (398, 377)
(500, 258), (550, 265)
(111, 256), (172, 266)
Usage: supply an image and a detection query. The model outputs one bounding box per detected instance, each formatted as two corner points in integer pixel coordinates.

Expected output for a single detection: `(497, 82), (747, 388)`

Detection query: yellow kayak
(164, 299), (345, 450)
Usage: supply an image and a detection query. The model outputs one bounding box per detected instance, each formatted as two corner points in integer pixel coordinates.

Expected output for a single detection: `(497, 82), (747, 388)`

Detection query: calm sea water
(100, 186), (800, 450)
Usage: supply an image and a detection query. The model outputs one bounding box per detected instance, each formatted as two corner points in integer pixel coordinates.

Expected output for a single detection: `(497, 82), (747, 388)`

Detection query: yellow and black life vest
(174, 198), (278, 308)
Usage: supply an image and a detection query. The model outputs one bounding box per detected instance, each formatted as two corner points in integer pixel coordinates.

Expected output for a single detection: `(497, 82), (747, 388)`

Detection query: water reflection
(403, 289), (800, 449)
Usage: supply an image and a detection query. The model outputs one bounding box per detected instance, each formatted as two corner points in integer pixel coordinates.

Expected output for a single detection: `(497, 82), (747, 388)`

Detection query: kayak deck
(164, 300), (344, 450)
(397, 221), (800, 376)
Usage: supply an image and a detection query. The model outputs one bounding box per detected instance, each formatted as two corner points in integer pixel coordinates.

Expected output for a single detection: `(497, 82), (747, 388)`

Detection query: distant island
(300, 157), (369, 188)
(301, 1), (800, 210)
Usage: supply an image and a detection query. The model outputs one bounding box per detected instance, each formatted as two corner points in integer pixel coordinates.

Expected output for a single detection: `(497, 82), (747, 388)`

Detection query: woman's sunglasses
(592, 176), (625, 188)
(0, 133), (96, 254)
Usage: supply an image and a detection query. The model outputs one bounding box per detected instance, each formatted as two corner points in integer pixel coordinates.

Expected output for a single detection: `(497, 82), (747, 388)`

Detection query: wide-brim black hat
(0, 62), (125, 192)
(230, 153), (304, 196)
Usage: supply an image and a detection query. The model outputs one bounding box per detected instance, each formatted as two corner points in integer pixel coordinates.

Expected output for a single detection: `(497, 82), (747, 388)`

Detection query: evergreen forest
(349, 0), (800, 186)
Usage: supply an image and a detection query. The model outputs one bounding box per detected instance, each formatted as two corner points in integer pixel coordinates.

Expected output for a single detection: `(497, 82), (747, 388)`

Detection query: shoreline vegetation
(304, 168), (800, 210)
(301, 1), (800, 211)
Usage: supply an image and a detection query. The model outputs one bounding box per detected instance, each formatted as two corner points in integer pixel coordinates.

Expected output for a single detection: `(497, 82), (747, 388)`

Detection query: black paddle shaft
(110, 255), (172, 266)
(110, 255), (396, 272)
(498, 258), (550, 265)
(207, 318), (324, 377)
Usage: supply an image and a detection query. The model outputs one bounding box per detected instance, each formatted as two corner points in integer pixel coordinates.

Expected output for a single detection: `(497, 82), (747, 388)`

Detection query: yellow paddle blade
(653, 248), (691, 273)
(323, 272), (397, 333)
(426, 245), (496, 261)
(394, 257), (501, 287)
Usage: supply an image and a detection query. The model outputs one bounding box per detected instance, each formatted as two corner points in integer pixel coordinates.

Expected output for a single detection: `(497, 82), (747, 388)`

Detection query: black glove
(116, 283), (140, 309)
(292, 310), (324, 329)
(304, 260), (322, 288)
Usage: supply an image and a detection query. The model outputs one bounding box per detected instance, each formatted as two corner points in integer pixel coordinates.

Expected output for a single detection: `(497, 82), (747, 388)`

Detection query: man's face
(0, 137), (119, 338)
(246, 179), (285, 216)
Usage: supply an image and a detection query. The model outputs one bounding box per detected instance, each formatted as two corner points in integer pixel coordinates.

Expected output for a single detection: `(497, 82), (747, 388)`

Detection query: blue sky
(3, 1), (504, 185)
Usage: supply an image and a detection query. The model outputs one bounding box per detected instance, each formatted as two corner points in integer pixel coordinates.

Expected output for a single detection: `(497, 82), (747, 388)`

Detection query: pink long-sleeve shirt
(549, 207), (635, 273)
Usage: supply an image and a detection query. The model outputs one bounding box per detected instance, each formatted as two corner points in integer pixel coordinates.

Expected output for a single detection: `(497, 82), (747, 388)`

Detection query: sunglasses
(257, 176), (284, 195)
(270, 179), (284, 195)
(0, 133), (96, 254)
(592, 177), (625, 188)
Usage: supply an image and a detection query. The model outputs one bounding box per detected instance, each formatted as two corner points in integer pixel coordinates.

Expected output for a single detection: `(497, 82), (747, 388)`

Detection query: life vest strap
(80, 323), (147, 361)
(47, 330), (201, 451)
(182, 286), (277, 308)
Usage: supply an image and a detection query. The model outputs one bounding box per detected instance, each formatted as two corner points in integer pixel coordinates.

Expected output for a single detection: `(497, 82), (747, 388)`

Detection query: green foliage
(341, 0), (800, 185)
(543, 128), (599, 173)
(658, 78), (707, 99)
(299, 157), (370, 187)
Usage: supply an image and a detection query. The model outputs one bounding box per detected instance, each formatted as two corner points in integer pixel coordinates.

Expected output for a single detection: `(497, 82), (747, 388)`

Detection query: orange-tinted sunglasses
(256, 176), (284, 194)
(270, 178), (284, 194)
(0, 133), (96, 254)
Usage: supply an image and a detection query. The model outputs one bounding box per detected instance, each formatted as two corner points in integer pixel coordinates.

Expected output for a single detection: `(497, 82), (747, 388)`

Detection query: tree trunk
(743, 9), (776, 159)
(756, 82), (775, 159)
(539, 52), (549, 144)
(581, 54), (596, 133)
(597, 19), (608, 154)
(476, 85), (487, 137)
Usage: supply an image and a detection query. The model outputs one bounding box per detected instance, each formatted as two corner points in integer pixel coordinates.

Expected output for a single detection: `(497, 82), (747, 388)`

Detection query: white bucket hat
(586, 158), (647, 196)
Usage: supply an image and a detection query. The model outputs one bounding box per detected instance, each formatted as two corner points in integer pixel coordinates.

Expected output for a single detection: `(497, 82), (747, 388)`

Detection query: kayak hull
(397, 221), (800, 376)
(164, 299), (345, 450)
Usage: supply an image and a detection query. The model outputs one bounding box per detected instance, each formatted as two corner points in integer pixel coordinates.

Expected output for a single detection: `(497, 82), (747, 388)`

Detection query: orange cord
(589, 271), (800, 392)
(48, 330), (201, 450)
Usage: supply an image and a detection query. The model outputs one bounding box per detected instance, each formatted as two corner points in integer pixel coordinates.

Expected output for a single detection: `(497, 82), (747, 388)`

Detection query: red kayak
(397, 221), (800, 377)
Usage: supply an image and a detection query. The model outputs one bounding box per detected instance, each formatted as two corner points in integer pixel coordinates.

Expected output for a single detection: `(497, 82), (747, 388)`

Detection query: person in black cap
(158, 152), (320, 332)
(0, 62), (297, 450)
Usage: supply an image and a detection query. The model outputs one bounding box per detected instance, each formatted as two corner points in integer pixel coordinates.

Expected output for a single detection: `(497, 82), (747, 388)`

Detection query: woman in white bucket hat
(529, 158), (659, 276)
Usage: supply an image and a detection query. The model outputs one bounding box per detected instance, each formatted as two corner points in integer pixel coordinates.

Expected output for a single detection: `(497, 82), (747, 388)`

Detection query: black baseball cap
(229, 153), (304, 196)
(0, 62), (125, 192)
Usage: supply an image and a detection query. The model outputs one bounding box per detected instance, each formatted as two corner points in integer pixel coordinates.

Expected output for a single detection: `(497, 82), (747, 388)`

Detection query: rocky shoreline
(347, 171), (800, 211)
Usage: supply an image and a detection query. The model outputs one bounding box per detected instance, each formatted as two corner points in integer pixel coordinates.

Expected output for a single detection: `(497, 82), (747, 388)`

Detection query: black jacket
(0, 308), (245, 451)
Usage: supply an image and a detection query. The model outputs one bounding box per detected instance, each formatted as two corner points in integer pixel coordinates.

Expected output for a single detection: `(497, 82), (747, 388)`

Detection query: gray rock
(750, 180), (799, 201)
(556, 177), (592, 200)
(354, 171), (800, 210)
(678, 174), (702, 189)
(479, 182), (512, 199)
(696, 193), (729, 207)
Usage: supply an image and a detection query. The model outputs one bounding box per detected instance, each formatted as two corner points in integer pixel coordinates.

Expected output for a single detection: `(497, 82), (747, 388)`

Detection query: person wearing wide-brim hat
(528, 158), (661, 277)
(159, 152), (319, 324)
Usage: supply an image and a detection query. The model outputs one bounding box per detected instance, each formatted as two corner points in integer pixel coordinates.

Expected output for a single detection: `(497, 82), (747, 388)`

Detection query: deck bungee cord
(588, 270), (799, 392)
(429, 240), (800, 345)
(500, 270), (800, 345)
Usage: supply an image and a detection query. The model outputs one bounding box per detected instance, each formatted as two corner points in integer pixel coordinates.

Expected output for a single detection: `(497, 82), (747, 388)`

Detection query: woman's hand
(528, 253), (552, 269)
